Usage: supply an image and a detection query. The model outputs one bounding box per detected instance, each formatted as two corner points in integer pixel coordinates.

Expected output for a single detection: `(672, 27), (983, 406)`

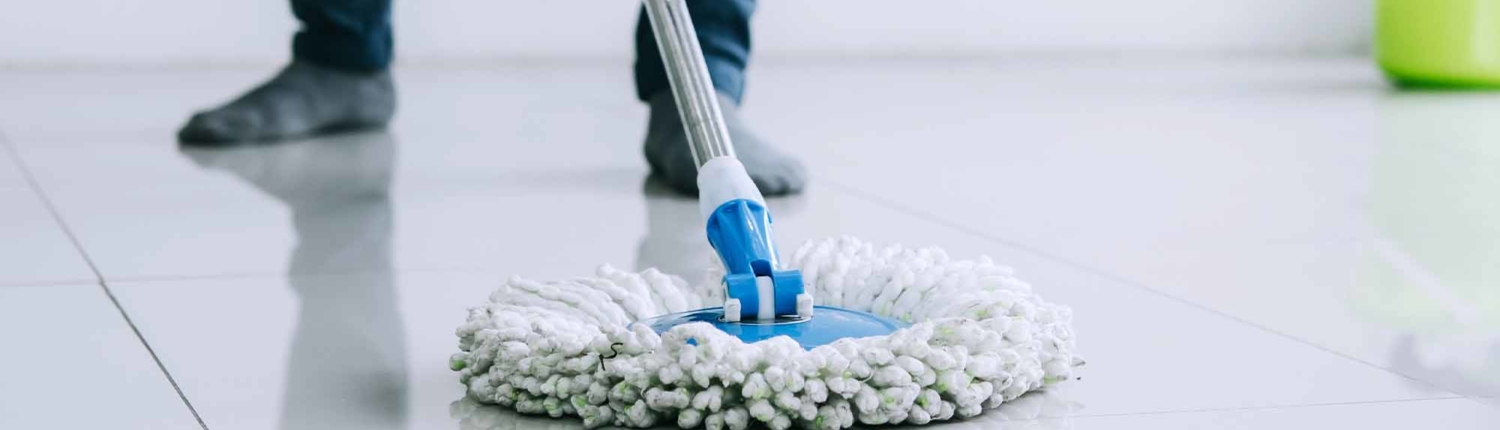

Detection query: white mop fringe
(451, 237), (1083, 429)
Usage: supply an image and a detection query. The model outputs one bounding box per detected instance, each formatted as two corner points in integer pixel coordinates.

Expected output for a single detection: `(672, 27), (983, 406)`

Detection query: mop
(450, 1), (1083, 428)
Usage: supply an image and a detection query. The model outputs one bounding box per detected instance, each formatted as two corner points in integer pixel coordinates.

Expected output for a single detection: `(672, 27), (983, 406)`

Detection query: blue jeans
(290, 0), (755, 103)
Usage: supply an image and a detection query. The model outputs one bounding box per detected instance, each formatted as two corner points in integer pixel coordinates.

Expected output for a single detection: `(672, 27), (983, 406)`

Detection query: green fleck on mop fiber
(451, 237), (1084, 429)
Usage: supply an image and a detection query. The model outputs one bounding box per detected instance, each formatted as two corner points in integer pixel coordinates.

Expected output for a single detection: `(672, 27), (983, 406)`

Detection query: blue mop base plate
(634, 305), (909, 349)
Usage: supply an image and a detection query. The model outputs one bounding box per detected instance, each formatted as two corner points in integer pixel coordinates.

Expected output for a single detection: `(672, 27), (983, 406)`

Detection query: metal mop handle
(643, 0), (813, 323)
(643, 0), (735, 168)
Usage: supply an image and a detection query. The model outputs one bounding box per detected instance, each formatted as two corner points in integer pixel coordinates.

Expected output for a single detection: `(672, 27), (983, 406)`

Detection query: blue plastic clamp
(705, 199), (805, 321)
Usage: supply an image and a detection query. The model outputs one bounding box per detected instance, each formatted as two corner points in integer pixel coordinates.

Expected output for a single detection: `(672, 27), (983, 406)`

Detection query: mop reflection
(446, 175), (1077, 429)
(180, 131), (409, 429)
(1361, 92), (1500, 395)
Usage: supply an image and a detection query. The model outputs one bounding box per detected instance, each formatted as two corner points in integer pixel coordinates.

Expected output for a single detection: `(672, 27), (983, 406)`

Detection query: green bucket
(1377, 0), (1500, 88)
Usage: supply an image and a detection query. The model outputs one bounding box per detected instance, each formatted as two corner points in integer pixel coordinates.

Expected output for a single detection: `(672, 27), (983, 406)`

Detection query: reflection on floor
(184, 133), (409, 429)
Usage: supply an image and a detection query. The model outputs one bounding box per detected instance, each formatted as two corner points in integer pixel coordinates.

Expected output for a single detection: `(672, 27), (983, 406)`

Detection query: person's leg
(290, 0), (394, 73)
(635, 0), (806, 196)
(179, 0), (397, 144)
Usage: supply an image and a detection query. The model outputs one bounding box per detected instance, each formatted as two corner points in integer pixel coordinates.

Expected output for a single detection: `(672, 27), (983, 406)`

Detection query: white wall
(0, 0), (1372, 67)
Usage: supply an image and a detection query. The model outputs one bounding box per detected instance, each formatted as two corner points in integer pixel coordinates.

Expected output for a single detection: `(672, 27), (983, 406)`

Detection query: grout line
(819, 177), (1469, 399)
(94, 280), (211, 430)
(0, 130), (211, 430)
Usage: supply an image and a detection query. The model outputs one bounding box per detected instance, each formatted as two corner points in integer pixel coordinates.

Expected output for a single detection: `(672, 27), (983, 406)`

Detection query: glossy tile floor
(2, 57), (1498, 429)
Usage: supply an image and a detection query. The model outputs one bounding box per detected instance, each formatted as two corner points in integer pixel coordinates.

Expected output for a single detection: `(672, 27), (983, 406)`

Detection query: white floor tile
(0, 186), (96, 285)
(0, 145), (24, 186)
(0, 284), (200, 429)
(743, 58), (1500, 398)
(3, 128), (88, 287)
(112, 274), (424, 430)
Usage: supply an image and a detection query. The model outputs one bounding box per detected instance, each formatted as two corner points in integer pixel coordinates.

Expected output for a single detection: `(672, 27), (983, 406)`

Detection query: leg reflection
(181, 131), (408, 429)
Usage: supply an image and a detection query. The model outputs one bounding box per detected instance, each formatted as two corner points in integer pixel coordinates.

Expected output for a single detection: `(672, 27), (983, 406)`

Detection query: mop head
(451, 237), (1083, 429)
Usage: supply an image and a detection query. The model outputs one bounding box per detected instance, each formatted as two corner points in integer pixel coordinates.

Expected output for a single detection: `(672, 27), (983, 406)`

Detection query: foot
(643, 92), (807, 196)
(178, 61), (395, 144)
